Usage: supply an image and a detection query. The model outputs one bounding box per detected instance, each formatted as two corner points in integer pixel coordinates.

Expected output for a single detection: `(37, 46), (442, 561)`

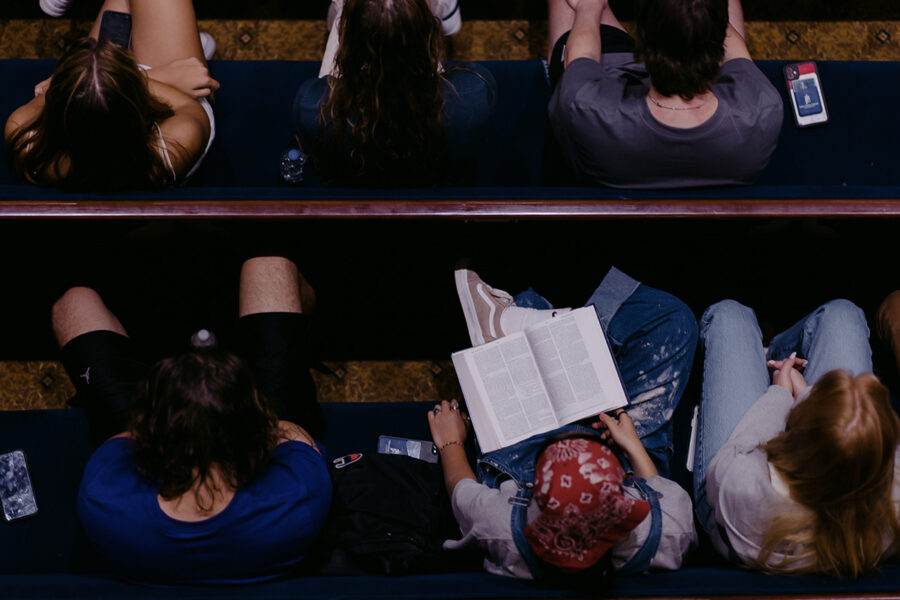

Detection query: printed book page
(452, 307), (628, 454)
(525, 307), (628, 424)
(452, 332), (559, 453)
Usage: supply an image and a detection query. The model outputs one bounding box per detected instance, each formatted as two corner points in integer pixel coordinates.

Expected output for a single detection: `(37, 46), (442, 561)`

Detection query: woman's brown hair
(130, 350), (280, 510)
(318, 0), (447, 186)
(6, 37), (176, 191)
(758, 371), (900, 577)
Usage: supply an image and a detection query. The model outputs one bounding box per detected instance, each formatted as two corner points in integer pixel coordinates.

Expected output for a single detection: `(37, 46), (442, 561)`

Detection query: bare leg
(728, 0), (746, 41)
(239, 256), (316, 317)
(548, 0), (576, 63)
(88, 0), (131, 40)
(130, 0), (205, 69)
(52, 287), (128, 348)
(238, 256), (322, 439)
(547, 0), (626, 63)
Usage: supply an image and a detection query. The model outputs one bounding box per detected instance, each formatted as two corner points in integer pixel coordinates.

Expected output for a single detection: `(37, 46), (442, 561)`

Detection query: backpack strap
(508, 484), (547, 580)
(618, 475), (663, 575)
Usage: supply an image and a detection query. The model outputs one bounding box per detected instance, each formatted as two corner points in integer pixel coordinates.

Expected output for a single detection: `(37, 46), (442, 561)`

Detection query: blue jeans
(693, 299), (872, 531)
(514, 283), (698, 477)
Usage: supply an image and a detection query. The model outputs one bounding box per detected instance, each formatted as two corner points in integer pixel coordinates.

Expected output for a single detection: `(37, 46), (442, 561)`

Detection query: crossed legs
(87, 0), (206, 68)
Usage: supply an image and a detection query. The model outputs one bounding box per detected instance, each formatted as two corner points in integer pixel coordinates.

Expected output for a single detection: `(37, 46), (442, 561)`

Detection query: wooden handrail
(2, 198), (900, 219)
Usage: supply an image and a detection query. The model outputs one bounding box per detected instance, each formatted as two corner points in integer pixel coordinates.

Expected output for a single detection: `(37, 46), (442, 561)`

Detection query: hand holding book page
(452, 307), (629, 453)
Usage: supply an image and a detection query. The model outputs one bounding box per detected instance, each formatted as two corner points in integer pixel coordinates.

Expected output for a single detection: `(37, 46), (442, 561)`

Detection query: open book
(451, 307), (628, 454)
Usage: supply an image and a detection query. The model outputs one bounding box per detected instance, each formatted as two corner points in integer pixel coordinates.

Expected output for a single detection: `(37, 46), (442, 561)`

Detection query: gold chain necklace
(647, 94), (713, 111)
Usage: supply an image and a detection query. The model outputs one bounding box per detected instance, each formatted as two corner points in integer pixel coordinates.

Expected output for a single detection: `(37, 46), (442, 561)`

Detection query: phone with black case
(783, 61), (829, 128)
(98, 10), (132, 49)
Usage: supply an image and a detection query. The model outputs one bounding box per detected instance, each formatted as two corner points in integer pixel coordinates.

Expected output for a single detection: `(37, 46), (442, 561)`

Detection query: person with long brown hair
(293, 0), (495, 186)
(694, 299), (900, 577)
(51, 257), (330, 584)
(5, 0), (218, 191)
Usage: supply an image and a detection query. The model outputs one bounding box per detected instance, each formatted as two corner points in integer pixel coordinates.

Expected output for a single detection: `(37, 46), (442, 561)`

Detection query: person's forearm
(727, 0), (746, 41)
(621, 442), (658, 479)
(565, 2), (604, 67)
(438, 444), (476, 495)
(146, 77), (196, 112)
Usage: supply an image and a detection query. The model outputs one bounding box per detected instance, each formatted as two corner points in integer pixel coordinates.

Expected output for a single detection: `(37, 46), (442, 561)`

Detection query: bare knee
(52, 287), (127, 348)
(239, 256), (308, 317)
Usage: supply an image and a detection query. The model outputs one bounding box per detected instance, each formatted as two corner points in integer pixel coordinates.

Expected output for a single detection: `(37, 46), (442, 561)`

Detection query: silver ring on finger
(433, 406), (441, 415)
(450, 404), (458, 411)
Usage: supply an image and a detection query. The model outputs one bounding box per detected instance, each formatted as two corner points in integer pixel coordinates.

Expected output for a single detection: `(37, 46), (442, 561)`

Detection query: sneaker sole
(455, 270), (485, 347)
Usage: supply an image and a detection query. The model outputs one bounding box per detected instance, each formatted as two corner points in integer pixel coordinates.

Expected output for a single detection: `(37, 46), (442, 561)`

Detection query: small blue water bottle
(279, 148), (307, 184)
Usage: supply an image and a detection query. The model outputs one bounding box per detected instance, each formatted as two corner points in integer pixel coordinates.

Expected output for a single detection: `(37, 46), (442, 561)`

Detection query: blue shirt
(77, 438), (332, 585)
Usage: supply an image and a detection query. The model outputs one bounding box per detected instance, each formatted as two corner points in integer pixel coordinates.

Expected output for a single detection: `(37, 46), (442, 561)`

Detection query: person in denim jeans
(426, 267), (698, 581)
(694, 299), (900, 576)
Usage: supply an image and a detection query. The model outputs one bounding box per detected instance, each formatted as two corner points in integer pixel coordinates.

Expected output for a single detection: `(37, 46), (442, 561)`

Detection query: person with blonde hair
(694, 299), (900, 577)
(6, 0), (218, 190)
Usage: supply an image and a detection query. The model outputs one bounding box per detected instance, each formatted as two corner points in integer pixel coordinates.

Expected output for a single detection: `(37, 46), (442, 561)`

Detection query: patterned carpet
(0, 360), (462, 410)
(0, 19), (897, 61)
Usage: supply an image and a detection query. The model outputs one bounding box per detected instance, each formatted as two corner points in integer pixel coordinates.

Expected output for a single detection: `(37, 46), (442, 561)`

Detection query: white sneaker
(455, 269), (513, 346)
(200, 32), (216, 61)
(39, 0), (71, 17)
(432, 0), (461, 36)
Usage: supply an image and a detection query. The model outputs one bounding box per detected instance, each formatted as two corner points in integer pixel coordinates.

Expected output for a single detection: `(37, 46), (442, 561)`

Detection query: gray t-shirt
(548, 55), (784, 188)
(444, 475), (697, 579)
(705, 384), (900, 570)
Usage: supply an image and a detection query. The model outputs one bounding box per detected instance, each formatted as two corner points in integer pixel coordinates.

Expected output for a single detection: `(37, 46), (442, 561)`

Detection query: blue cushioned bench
(1, 59), (899, 218)
(3, 404), (900, 600)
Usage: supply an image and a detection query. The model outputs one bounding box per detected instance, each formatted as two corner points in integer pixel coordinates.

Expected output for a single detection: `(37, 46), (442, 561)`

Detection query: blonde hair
(758, 371), (900, 577)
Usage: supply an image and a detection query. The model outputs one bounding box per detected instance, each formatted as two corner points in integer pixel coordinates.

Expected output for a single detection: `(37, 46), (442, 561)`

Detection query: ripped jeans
(514, 280), (698, 477)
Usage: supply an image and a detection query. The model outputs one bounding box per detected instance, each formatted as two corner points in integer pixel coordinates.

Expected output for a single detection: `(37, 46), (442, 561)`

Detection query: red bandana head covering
(523, 437), (651, 571)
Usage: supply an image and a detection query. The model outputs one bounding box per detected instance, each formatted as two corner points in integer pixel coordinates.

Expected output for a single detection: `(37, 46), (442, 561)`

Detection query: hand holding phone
(784, 62), (828, 128)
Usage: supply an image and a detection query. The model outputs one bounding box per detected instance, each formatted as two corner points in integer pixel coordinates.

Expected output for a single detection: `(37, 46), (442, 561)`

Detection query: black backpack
(315, 452), (479, 576)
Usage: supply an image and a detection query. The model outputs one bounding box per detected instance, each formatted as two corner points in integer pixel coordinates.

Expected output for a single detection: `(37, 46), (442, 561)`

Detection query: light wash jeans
(692, 299), (872, 531)
(514, 281), (698, 478)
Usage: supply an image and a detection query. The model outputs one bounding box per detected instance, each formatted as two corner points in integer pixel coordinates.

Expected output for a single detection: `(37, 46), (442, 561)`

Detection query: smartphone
(0, 450), (39, 522)
(783, 62), (828, 128)
(98, 10), (132, 49)
(377, 435), (439, 463)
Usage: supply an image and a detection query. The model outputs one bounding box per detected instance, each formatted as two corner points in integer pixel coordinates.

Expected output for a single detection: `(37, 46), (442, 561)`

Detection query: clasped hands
(768, 352), (809, 399)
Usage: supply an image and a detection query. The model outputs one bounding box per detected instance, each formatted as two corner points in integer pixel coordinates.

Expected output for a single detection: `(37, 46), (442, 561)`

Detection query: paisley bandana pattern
(524, 438), (651, 571)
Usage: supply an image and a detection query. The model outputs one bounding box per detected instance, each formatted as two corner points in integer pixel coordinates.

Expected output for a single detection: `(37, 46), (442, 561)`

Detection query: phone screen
(0, 450), (39, 522)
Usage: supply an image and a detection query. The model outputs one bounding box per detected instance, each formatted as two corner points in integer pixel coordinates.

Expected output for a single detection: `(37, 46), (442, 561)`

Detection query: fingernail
(789, 352), (797, 359)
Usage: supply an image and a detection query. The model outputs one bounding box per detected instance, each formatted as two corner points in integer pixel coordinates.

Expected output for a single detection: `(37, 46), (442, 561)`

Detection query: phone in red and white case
(783, 62), (829, 128)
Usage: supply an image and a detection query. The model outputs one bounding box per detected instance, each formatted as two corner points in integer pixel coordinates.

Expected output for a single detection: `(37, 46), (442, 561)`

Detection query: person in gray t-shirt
(546, 0), (782, 188)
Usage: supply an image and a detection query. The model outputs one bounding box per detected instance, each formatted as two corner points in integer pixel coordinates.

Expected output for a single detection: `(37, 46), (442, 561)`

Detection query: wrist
(438, 440), (465, 453)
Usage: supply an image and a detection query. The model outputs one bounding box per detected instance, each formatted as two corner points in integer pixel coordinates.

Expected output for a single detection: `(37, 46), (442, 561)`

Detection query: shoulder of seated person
(157, 112), (208, 174)
(277, 420), (317, 449)
(5, 100), (42, 142)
